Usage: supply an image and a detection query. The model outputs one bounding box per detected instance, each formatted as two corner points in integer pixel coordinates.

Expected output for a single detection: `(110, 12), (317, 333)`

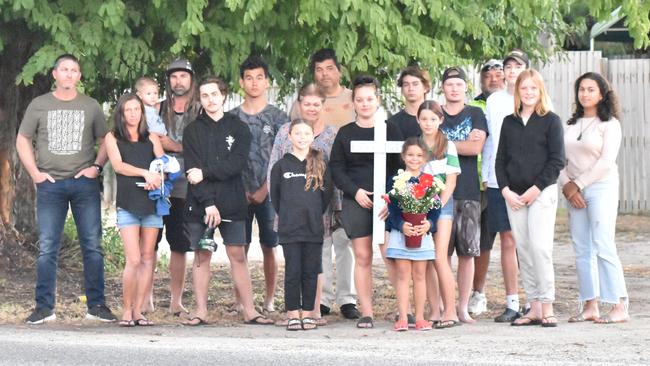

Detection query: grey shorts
(186, 220), (247, 250)
(341, 197), (373, 239)
(449, 199), (481, 257)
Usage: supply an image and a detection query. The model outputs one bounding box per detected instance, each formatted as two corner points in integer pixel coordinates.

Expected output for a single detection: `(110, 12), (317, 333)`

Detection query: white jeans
(321, 227), (357, 307)
(506, 184), (558, 303)
(569, 179), (628, 305)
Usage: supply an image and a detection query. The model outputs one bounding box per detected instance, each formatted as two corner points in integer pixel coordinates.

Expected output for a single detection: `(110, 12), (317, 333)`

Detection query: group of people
(17, 47), (629, 331)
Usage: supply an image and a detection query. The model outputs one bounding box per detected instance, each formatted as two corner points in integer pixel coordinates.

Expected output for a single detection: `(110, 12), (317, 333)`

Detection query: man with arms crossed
(439, 67), (488, 323)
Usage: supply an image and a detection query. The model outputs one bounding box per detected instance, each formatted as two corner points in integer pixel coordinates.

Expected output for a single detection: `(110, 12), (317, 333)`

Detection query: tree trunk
(0, 21), (51, 244)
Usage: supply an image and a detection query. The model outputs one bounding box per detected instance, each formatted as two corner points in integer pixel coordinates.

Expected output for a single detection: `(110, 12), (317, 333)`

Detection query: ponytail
(305, 148), (326, 191)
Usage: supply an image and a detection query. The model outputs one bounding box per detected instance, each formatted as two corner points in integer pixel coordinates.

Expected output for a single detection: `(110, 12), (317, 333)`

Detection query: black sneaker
(25, 308), (56, 325)
(494, 308), (521, 323)
(320, 304), (331, 316)
(85, 304), (117, 322)
(340, 303), (360, 319)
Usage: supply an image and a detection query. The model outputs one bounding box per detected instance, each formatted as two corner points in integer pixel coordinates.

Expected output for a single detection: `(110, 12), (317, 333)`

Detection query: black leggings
(282, 242), (323, 311)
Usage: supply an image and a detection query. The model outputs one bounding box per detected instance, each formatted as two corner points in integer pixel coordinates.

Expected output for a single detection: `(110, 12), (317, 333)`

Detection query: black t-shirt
(329, 121), (403, 199)
(387, 109), (420, 139)
(441, 105), (488, 201)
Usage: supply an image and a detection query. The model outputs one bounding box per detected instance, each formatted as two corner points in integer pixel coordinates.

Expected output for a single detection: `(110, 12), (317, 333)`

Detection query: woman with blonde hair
(495, 69), (565, 327)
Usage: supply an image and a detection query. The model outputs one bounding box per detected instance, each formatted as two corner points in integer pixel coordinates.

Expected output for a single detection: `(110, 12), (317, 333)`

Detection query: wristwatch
(92, 163), (103, 173)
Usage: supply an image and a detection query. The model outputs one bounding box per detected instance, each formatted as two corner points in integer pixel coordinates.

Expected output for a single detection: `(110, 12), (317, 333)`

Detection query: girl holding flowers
(386, 137), (445, 331)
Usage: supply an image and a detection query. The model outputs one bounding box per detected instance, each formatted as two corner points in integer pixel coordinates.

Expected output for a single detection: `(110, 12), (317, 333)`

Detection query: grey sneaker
(26, 308), (56, 325)
(85, 304), (117, 322)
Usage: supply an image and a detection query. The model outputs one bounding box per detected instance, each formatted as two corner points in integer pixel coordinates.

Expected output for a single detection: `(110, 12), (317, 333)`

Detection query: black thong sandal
(244, 315), (274, 325)
(541, 315), (558, 328)
(356, 316), (374, 329)
(435, 319), (461, 329)
(183, 317), (207, 326)
(134, 318), (154, 326)
(119, 319), (135, 327)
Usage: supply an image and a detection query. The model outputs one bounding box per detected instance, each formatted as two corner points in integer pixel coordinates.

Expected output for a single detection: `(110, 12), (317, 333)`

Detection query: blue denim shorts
(117, 208), (163, 229)
(438, 198), (454, 220)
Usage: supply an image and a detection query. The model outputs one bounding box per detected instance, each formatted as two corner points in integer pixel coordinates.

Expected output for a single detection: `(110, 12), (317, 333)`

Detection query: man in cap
(480, 49), (530, 323)
(157, 57), (201, 316)
(439, 66), (488, 324)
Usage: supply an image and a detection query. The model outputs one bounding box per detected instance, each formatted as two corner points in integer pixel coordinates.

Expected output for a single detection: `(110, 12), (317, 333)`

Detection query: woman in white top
(559, 72), (629, 324)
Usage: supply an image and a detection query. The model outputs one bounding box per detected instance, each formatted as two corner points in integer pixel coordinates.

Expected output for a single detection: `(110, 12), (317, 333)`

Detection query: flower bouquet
(384, 170), (445, 248)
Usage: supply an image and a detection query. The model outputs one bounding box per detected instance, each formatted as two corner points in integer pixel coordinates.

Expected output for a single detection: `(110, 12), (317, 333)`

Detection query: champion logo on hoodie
(283, 172), (306, 179)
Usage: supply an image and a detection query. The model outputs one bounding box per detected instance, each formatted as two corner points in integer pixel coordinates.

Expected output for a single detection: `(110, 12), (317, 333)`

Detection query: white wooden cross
(350, 108), (404, 245)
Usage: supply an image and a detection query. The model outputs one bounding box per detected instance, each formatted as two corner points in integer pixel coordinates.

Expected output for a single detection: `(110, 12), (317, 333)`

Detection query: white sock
(506, 295), (519, 311)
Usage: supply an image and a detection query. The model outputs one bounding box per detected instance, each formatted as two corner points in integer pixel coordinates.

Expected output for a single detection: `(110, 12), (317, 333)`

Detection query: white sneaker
(468, 292), (488, 316)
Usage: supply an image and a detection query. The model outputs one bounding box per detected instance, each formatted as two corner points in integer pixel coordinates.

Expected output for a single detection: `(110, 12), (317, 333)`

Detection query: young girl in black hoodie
(270, 119), (333, 331)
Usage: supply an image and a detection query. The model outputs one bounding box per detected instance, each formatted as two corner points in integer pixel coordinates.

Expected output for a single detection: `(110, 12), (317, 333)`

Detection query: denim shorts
(116, 208), (163, 229)
(439, 198), (454, 220)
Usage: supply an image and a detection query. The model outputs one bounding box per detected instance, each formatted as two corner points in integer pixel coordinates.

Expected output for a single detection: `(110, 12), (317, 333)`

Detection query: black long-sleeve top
(329, 121), (403, 199)
(182, 112), (252, 221)
(495, 111), (565, 195)
(270, 153), (333, 243)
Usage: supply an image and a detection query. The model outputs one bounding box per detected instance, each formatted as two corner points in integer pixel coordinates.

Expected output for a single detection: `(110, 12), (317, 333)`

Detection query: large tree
(1, 0), (648, 243)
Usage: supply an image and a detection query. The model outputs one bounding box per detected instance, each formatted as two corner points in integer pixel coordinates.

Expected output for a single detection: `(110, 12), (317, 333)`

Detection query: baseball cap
(441, 67), (467, 83)
(503, 49), (530, 67)
(166, 58), (193, 76)
(481, 59), (503, 72)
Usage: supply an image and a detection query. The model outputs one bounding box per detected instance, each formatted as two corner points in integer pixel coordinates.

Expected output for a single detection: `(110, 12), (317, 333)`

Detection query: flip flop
(315, 317), (328, 326)
(393, 319), (408, 331)
(134, 318), (154, 326)
(286, 318), (302, 331)
(541, 315), (558, 328)
(434, 319), (461, 329)
(183, 316), (207, 326)
(511, 316), (542, 326)
(595, 314), (629, 324)
(244, 315), (274, 325)
(429, 319), (441, 327)
(568, 313), (597, 323)
(118, 319), (135, 327)
(301, 317), (318, 330)
(356, 316), (374, 329)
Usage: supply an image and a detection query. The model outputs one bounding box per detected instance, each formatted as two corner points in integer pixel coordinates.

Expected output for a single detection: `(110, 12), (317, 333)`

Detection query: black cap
(166, 58), (193, 76)
(503, 49), (530, 68)
(441, 67), (467, 83)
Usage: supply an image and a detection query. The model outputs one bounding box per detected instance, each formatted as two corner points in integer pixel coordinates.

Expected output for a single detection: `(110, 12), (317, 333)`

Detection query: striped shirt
(423, 141), (461, 180)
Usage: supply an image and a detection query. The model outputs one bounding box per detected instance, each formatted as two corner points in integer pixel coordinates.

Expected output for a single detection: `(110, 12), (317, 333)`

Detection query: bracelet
(92, 163), (103, 173)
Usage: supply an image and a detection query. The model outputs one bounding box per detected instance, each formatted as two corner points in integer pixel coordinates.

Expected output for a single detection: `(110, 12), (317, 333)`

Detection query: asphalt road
(1, 319), (648, 366)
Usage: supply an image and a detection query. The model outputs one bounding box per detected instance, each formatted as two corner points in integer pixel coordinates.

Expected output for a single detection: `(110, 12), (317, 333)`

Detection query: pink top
(558, 117), (621, 189)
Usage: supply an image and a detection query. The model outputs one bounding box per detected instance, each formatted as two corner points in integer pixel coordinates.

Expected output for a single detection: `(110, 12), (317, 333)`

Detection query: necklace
(577, 117), (598, 141)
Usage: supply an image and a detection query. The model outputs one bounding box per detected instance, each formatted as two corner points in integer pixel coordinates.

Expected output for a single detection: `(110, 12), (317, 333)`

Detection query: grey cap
(503, 50), (530, 68)
(166, 58), (193, 76)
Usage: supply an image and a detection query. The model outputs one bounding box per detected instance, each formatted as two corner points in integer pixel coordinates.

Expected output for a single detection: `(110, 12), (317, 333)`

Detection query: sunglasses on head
(482, 62), (503, 72)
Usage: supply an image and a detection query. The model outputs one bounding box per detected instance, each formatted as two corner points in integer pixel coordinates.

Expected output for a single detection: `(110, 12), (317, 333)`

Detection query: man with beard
(157, 58), (201, 317)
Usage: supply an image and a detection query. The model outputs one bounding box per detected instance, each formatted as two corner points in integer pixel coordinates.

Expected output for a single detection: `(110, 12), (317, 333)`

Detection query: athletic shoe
(468, 292), (488, 316)
(85, 304), (117, 322)
(494, 308), (521, 323)
(25, 308), (56, 325)
(340, 303), (360, 319)
(320, 304), (331, 316)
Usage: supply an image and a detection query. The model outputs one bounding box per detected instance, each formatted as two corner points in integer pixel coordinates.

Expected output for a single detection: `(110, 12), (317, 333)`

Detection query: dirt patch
(1, 212), (648, 326)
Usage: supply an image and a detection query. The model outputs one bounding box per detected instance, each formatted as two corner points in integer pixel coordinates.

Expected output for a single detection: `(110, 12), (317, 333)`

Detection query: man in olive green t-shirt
(16, 54), (116, 325)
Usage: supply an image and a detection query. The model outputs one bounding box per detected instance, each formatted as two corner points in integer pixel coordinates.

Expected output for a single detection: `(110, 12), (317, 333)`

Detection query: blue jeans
(35, 176), (105, 310)
(569, 179), (628, 304)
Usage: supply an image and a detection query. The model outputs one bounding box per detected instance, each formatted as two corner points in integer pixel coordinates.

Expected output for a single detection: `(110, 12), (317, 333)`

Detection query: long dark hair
(289, 119), (326, 191)
(417, 100), (448, 160)
(567, 72), (621, 125)
(162, 71), (200, 131)
(112, 93), (149, 142)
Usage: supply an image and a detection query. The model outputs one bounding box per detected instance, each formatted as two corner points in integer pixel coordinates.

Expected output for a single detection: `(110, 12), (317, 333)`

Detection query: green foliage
(1, 0), (648, 104)
(59, 213), (124, 274)
(101, 222), (124, 274)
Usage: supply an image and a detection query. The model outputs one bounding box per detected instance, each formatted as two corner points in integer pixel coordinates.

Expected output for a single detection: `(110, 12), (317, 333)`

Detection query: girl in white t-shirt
(418, 100), (461, 328)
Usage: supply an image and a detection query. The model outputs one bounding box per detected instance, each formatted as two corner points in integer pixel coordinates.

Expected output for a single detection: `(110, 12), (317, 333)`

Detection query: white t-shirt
(423, 141), (461, 178)
(482, 90), (514, 188)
